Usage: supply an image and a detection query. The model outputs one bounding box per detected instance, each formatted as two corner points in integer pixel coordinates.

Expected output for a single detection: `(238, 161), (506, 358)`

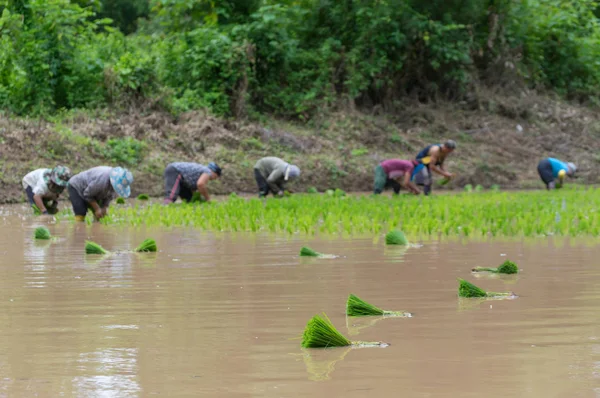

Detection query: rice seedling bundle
(85, 241), (109, 255)
(116, 197), (126, 204)
(472, 260), (518, 274)
(137, 194), (150, 201)
(307, 187), (318, 194)
(135, 238), (157, 252)
(300, 246), (320, 257)
(458, 278), (514, 298)
(385, 230), (408, 246)
(346, 294), (411, 317)
(34, 226), (51, 240)
(301, 313), (386, 348)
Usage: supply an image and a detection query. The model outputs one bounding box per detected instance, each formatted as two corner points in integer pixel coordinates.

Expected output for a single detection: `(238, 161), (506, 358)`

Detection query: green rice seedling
(475, 185), (483, 192)
(438, 178), (450, 186)
(385, 230), (408, 246)
(464, 184), (473, 192)
(491, 184), (500, 192)
(325, 189), (335, 196)
(34, 226), (51, 240)
(472, 260), (518, 274)
(458, 278), (514, 298)
(116, 197), (126, 205)
(300, 246), (320, 257)
(137, 194), (150, 201)
(307, 187), (318, 194)
(85, 241), (109, 255)
(135, 238), (157, 252)
(346, 294), (411, 317)
(301, 313), (387, 348)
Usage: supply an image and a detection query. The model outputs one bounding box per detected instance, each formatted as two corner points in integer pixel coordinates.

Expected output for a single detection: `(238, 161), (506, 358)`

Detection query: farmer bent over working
(537, 157), (576, 190)
(254, 157), (300, 197)
(163, 162), (222, 204)
(374, 159), (421, 195)
(412, 140), (456, 195)
(22, 166), (71, 215)
(69, 166), (133, 221)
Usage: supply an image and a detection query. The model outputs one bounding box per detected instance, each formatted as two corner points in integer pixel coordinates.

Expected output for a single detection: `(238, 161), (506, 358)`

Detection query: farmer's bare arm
(402, 173), (421, 194)
(89, 200), (104, 219)
(33, 195), (47, 213)
(429, 148), (452, 178)
(196, 173), (212, 202)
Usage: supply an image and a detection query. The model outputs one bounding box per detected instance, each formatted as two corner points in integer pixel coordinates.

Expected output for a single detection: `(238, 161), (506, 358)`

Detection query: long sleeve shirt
(254, 157), (289, 193)
(69, 166), (116, 206)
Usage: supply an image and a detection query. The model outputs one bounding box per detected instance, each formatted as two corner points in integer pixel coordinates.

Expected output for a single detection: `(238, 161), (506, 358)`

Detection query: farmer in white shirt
(22, 166), (71, 215)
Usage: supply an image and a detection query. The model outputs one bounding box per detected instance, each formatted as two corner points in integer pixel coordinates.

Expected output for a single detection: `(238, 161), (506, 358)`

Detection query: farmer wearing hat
(537, 157), (577, 190)
(22, 166), (71, 215)
(412, 139), (456, 196)
(68, 166), (133, 221)
(163, 162), (222, 204)
(374, 159), (421, 195)
(254, 157), (300, 197)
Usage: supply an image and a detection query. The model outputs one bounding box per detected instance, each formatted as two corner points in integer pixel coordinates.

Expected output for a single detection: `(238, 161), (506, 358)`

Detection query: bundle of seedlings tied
(385, 230), (408, 246)
(85, 241), (109, 255)
(299, 246), (336, 258)
(34, 226), (51, 240)
(458, 278), (515, 298)
(134, 238), (157, 252)
(346, 294), (411, 317)
(472, 260), (519, 274)
(301, 313), (388, 348)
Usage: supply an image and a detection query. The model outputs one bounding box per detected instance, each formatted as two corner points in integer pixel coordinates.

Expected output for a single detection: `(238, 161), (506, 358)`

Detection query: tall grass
(67, 188), (600, 237)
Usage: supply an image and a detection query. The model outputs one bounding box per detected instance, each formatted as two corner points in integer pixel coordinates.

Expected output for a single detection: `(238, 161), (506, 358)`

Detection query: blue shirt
(171, 162), (212, 191)
(548, 158), (568, 178)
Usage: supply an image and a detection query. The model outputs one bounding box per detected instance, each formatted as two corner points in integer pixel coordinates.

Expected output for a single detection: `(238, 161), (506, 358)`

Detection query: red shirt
(381, 159), (415, 177)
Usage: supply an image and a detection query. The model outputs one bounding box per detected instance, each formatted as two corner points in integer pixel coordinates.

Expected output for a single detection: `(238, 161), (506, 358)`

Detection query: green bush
(102, 137), (145, 165)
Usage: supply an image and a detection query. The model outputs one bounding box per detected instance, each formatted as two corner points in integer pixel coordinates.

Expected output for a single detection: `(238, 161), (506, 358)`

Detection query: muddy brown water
(0, 204), (599, 397)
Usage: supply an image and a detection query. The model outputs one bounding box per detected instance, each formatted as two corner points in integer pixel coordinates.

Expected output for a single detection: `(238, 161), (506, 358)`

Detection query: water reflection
(74, 348), (140, 397)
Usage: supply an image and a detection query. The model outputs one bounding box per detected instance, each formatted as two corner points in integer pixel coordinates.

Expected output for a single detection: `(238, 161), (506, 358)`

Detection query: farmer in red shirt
(374, 159), (421, 195)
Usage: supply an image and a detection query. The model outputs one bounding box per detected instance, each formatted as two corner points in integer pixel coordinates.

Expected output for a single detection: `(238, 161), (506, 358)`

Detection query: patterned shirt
(69, 166), (116, 205)
(171, 162), (212, 191)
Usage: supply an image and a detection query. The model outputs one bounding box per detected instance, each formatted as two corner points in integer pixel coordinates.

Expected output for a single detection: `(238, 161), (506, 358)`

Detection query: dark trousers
(537, 159), (554, 189)
(26, 186), (59, 214)
(68, 185), (90, 216)
(164, 164), (193, 203)
(254, 168), (282, 197)
(373, 166), (401, 194)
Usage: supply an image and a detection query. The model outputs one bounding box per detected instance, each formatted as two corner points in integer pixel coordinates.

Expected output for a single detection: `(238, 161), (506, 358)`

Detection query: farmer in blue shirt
(412, 140), (456, 195)
(537, 158), (577, 190)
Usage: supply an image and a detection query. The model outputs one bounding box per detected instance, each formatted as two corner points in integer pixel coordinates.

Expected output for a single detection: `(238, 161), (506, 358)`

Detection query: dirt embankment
(0, 88), (598, 203)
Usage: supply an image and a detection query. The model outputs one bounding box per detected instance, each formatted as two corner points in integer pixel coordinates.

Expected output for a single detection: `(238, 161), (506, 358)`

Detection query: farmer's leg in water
(387, 179), (402, 194)
(420, 166), (433, 195)
(69, 185), (89, 222)
(373, 165), (388, 194)
(537, 159), (554, 190)
(179, 186), (193, 202)
(254, 168), (271, 197)
(164, 164), (183, 204)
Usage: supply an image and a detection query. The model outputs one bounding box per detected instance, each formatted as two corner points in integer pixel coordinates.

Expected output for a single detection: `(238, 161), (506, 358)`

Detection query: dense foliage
(2, 0), (600, 117)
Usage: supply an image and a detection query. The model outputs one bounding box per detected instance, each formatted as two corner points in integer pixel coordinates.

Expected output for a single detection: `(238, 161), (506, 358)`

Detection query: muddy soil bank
(0, 89), (598, 203)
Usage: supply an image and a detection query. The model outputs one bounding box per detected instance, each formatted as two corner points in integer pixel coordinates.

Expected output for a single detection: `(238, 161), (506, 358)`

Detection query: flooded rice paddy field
(1, 204), (600, 397)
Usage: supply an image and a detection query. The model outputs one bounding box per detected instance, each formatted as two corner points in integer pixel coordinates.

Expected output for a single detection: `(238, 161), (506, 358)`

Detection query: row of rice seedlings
(85, 189), (600, 237)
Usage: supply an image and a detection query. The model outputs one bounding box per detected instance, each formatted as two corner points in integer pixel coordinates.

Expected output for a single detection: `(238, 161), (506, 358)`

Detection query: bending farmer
(537, 158), (576, 190)
(412, 140), (456, 195)
(163, 162), (222, 204)
(254, 157), (300, 197)
(374, 159), (421, 195)
(69, 166), (133, 221)
(22, 166), (71, 215)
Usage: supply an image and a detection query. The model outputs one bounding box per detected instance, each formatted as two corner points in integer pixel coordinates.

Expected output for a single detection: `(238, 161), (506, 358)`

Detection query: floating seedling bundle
(472, 260), (519, 274)
(385, 230), (408, 246)
(458, 278), (515, 298)
(137, 194), (150, 201)
(301, 313), (388, 348)
(34, 227), (51, 240)
(299, 246), (337, 259)
(135, 238), (157, 252)
(346, 294), (411, 317)
(85, 241), (109, 255)
(116, 197), (126, 205)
